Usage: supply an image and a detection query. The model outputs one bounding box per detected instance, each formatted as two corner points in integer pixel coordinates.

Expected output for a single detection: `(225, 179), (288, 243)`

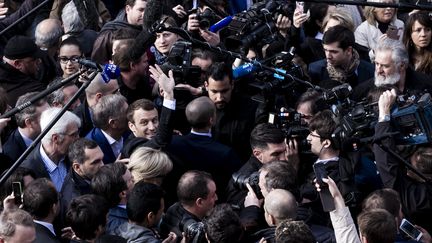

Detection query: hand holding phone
(386, 25), (399, 40)
(12, 182), (22, 205)
(400, 219), (423, 241)
(313, 163), (335, 212)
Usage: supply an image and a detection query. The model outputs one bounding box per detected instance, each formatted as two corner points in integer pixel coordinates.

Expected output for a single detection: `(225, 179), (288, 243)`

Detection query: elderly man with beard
(352, 38), (432, 101)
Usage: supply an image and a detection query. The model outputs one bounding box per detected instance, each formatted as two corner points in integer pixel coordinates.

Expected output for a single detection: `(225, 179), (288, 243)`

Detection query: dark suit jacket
(34, 222), (61, 243)
(20, 143), (70, 180)
(85, 128), (117, 164)
(73, 100), (93, 137)
(166, 133), (242, 200)
(20, 144), (51, 179)
(3, 129), (27, 162)
(308, 59), (375, 89)
(122, 105), (175, 157)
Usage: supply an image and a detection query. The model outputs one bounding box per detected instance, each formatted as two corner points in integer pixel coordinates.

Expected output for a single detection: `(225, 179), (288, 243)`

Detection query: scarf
(327, 49), (360, 83)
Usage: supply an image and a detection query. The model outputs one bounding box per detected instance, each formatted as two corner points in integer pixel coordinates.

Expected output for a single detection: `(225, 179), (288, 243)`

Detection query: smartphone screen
(386, 25), (399, 40)
(400, 219), (422, 241)
(296, 1), (305, 13)
(12, 182), (22, 205)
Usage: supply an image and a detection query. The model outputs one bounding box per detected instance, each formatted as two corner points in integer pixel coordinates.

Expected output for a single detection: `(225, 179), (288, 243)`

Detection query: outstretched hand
(149, 64), (175, 100)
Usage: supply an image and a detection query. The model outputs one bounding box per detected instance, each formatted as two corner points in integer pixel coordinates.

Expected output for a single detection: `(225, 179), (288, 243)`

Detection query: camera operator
(225, 123), (289, 206)
(160, 170), (217, 242)
(352, 38), (432, 101)
(186, 0), (228, 46)
(302, 110), (357, 225)
(373, 88), (432, 233)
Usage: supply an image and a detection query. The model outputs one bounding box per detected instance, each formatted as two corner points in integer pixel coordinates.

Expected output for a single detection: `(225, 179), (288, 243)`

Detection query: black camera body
(224, 0), (295, 51)
(160, 41), (201, 86)
(196, 8), (219, 29)
(232, 171), (263, 199)
(180, 217), (206, 243)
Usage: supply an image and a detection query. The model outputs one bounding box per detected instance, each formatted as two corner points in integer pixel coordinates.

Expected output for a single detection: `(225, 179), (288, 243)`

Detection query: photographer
(373, 88), (432, 233)
(225, 123), (290, 206)
(160, 171), (217, 242)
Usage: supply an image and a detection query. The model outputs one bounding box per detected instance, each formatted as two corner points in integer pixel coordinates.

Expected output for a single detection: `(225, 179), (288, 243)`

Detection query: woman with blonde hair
(128, 147), (173, 186)
(355, 0), (404, 52)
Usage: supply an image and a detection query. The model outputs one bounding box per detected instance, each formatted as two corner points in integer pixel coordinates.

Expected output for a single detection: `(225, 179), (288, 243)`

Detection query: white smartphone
(399, 218), (423, 241)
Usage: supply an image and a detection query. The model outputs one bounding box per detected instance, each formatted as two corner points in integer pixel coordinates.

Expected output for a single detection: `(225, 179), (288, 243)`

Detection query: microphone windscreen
(101, 64), (121, 83)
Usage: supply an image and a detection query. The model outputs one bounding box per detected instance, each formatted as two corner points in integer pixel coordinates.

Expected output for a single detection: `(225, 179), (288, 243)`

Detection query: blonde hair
(322, 9), (355, 32)
(364, 0), (399, 25)
(128, 147), (173, 183)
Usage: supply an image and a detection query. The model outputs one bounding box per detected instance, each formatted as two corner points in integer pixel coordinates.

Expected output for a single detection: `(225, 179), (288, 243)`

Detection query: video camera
(224, 0), (295, 52)
(160, 41), (201, 86)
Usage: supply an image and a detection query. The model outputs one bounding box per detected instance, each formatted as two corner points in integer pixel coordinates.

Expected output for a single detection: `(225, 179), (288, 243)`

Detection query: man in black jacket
(205, 62), (260, 162)
(352, 38), (432, 101)
(60, 138), (104, 213)
(91, 0), (145, 64)
(373, 88), (432, 233)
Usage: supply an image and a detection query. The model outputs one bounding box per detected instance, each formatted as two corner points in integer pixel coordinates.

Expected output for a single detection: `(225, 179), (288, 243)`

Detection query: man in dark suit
(22, 178), (61, 243)
(4, 92), (49, 162)
(73, 73), (120, 137)
(166, 96), (242, 200)
(85, 94), (129, 164)
(20, 108), (81, 192)
(308, 25), (374, 89)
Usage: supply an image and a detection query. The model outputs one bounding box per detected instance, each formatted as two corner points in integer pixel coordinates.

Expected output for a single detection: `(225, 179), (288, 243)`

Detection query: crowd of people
(0, 0), (431, 242)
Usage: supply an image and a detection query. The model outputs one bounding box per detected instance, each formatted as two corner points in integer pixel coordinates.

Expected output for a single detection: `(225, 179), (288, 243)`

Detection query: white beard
(374, 71), (400, 87)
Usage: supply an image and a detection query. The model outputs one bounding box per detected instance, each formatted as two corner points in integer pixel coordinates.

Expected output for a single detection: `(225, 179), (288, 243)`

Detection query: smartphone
(400, 219), (423, 241)
(313, 163), (335, 212)
(12, 182), (22, 205)
(386, 25), (399, 40)
(296, 1), (305, 13)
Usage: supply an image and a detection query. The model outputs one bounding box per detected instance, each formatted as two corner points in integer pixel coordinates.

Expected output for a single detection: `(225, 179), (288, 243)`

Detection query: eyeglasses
(309, 132), (321, 139)
(59, 56), (80, 64)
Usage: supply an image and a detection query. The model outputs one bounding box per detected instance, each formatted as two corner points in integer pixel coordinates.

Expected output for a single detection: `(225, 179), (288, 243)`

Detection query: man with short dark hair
(91, 163), (134, 234)
(304, 110), (356, 203)
(166, 96), (242, 199)
(275, 220), (316, 243)
(358, 209), (397, 243)
(308, 25), (374, 89)
(160, 170), (217, 240)
(4, 92), (49, 162)
(91, 0), (147, 64)
(22, 178), (60, 243)
(205, 204), (244, 243)
(66, 194), (110, 242)
(205, 62), (260, 162)
(60, 138), (104, 216)
(0, 35), (46, 106)
(226, 123), (287, 205)
(114, 181), (177, 242)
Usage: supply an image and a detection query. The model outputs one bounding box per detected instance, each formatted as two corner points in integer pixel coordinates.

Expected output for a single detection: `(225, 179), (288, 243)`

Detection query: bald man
(264, 189), (298, 226)
(73, 73), (120, 136)
(166, 97), (242, 200)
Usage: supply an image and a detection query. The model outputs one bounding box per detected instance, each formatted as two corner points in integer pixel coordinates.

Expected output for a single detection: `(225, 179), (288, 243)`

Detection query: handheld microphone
(209, 16), (233, 33)
(79, 59), (121, 83)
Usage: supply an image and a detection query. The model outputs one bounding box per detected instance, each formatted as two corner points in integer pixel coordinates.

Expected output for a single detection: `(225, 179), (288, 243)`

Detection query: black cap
(3, 35), (44, 59)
